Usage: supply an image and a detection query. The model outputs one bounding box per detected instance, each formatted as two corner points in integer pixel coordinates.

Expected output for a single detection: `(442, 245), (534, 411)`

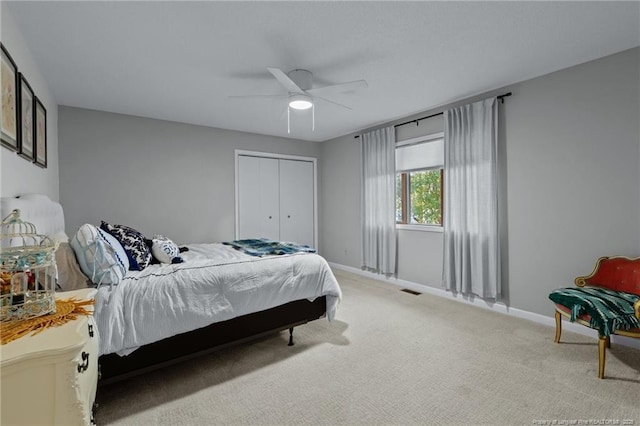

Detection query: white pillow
(151, 234), (182, 264)
(70, 224), (129, 287)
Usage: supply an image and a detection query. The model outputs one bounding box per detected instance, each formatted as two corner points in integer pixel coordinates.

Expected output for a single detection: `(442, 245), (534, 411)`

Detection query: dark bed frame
(98, 296), (327, 385)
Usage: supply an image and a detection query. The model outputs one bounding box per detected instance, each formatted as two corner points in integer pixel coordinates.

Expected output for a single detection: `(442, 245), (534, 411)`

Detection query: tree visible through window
(395, 134), (444, 227)
(396, 168), (442, 226)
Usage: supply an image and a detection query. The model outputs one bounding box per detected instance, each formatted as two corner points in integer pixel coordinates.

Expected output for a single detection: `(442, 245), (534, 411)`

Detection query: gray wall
(58, 107), (320, 244)
(320, 47), (640, 317)
(504, 47), (639, 314)
(395, 115), (446, 286)
(319, 115), (448, 287)
(0, 6), (59, 200)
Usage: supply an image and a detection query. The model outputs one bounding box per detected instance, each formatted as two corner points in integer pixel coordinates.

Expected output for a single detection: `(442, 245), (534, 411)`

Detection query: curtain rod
(354, 92), (512, 139)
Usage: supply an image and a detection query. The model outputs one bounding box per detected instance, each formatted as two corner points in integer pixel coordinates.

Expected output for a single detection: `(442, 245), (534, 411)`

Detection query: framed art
(34, 97), (47, 168)
(18, 73), (34, 161)
(1, 43), (19, 151)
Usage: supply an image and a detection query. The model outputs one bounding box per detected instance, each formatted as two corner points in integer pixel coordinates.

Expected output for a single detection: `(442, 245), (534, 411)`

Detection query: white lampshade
(288, 94), (313, 110)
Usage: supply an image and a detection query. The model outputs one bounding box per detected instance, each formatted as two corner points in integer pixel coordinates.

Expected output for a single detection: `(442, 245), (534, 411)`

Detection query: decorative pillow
(144, 239), (161, 265)
(55, 242), (91, 291)
(70, 224), (129, 287)
(100, 221), (152, 271)
(150, 235), (183, 264)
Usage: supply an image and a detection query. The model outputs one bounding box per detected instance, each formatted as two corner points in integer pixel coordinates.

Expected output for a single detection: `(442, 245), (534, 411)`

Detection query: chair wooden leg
(598, 337), (607, 379)
(605, 336), (611, 348)
(554, 311), (562, 343)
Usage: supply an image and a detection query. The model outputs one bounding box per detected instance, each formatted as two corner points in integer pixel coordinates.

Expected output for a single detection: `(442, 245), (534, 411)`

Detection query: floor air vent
(401, 289), (421, 295)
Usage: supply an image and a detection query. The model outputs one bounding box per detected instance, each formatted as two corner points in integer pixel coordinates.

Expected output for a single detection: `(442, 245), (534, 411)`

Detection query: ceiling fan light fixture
(288, 94), (313, 110)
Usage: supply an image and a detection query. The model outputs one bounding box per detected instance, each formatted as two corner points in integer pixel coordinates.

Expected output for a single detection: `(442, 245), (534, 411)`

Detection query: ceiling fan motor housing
(288, 69), (313, 91)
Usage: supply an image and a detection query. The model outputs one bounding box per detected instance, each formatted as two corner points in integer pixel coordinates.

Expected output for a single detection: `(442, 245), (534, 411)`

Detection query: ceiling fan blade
(306, 80), (368, 96)
(313, 95), (353, 110)
(267, 67), (304, 93)
(228, 94), (287, 99)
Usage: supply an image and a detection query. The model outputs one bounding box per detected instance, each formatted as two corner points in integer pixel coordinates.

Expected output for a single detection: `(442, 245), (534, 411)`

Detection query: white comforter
(94, 243), (342, 356)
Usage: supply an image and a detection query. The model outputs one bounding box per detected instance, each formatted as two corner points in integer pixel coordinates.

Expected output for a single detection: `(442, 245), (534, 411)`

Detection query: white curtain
(443, 98), (501, 299)
(361, 126), (396, 275)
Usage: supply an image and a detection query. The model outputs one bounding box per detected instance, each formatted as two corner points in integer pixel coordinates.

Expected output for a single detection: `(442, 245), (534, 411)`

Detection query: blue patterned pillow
(100, 221), (152, 271)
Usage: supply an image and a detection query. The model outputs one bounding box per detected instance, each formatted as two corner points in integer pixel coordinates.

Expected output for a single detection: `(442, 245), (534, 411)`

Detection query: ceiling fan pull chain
(312, 103), (315, 132)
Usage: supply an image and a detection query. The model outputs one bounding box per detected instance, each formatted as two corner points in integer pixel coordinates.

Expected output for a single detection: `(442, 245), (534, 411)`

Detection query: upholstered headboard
(0, 194), (65, 237)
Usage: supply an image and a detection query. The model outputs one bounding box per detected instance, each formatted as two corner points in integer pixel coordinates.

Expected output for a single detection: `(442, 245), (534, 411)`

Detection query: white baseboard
(328, 262), (640, 351)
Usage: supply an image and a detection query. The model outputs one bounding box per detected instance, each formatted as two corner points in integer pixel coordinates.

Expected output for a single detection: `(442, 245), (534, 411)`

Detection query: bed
(0, 194), (342, 384)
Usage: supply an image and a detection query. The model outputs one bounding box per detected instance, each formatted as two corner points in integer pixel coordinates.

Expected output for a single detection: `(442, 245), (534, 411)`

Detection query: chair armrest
(635, 300), (640, 321)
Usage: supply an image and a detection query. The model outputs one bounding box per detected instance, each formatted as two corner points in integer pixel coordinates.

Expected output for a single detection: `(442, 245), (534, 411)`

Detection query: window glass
(395, 174), (403, 223)
(409, 169), (442, 225)
(395, 134), (444, 227)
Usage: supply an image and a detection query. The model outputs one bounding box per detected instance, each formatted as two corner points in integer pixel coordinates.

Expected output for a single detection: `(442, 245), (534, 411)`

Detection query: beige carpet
(96, 269), (640, 425)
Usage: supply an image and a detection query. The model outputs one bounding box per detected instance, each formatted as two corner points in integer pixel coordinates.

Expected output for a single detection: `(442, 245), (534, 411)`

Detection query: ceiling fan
(230, 67), (367, 132)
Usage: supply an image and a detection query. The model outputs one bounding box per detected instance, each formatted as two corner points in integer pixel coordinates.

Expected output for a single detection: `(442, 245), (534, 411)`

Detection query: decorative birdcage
(0, 209), (57, 322)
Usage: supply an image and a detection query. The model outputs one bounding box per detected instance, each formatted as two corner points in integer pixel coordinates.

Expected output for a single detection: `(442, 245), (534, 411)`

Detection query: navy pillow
(100, 221), (152, 271)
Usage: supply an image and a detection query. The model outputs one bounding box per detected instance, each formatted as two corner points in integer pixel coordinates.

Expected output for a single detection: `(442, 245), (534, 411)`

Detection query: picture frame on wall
(17, 72), (35, 161)
(34, 97), (47, 168)
(1, 43), (19, 151)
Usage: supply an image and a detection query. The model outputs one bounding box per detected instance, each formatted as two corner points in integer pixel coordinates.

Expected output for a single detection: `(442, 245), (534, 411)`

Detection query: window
(396, 168), (443, 225)
(395, 134), (444, 227)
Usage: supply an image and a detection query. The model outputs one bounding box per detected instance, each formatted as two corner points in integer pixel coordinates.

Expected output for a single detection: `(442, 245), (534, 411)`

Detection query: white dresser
(0, 288), (99, 426)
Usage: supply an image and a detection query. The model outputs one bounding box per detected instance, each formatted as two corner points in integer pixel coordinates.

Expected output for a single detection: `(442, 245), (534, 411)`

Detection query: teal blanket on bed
(223, 238), (316, 257)
(549, 286), (640, 337)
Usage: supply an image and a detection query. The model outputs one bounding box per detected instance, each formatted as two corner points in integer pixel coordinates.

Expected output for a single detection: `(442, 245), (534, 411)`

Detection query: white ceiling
(6, 1), (640, 142)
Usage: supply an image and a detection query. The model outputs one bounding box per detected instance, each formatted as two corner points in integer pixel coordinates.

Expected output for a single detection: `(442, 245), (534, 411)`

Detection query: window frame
(395, 132), (444, 233)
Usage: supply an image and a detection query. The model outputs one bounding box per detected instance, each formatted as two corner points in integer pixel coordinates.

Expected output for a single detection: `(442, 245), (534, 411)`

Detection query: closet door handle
(77, 352), (90, 373)
(287, 215), (291, 218)
(268, 216), (272, 219)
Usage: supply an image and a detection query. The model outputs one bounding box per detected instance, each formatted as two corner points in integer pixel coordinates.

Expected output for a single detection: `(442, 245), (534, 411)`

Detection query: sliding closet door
(279, 159), (314, 247)
(237, 155), (280, 240)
